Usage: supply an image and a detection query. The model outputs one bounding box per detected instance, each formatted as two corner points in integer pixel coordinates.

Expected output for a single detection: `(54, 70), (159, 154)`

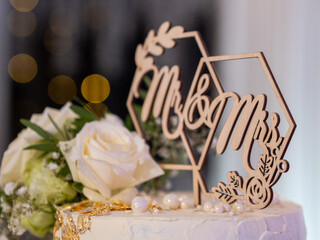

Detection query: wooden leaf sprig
(211, 113), (289, 208)
(135, 21), (184, 66)
(132, 22), (185, 100)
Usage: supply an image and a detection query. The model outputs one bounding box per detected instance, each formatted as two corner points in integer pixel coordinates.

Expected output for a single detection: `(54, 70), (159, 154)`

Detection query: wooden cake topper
(127, 22), (296, 209)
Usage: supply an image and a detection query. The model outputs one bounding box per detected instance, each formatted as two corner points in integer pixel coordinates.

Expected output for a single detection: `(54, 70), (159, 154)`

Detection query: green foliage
(71, 182), (84, 193)
(24, 142), (59, 152)
(56, 165), (71, 178)
(1, 103), (99, 238)
(70, 105), (96, 121)
(68, 105), (97, 137)
(20, 119), (55, 142)
(48, 114), (69, 140)
(20, 119), (60, 156)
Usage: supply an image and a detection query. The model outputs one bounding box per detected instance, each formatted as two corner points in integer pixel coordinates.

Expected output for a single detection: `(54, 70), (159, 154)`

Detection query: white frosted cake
(53, 193), (306, 240)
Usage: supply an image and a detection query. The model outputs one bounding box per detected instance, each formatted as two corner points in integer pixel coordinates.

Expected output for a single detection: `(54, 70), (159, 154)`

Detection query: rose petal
(76, 159), (111, 198)
(110, 187), (138, 204)
(83, 187), (107, 202)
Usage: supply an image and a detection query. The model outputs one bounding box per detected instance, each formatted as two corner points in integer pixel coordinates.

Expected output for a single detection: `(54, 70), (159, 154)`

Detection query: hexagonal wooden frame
(127, 22), (296, 209)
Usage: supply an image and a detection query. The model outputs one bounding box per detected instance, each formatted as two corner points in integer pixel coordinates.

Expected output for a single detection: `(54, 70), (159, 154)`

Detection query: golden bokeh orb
(81, 74), (110, 103)
(43, 29), (73, 56)
(10, 0), (39, 13)
(49, 8), (76, 37)
(7, 11), (36, 37)
(86, 102), (108, 118)
(48, 75), (77, 104)
(8, 53), (37, 83)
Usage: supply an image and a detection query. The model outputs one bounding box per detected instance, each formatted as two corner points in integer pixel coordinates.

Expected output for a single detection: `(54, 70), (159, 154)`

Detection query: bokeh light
(8, 54), (37, 83)
(43, 29), (73, 55)
(48, 75), (77, 104)
(9, 0), (39, 13)
(81, 74), (110, 103)
(7, 11), (36, 37)
(86, 102), (108, 118)
(49, 8), (76, 37)
(84, 0), (108, 31)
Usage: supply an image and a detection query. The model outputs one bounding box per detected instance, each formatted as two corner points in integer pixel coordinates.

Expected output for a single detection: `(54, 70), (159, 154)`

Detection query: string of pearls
(129, 193), (281, 214)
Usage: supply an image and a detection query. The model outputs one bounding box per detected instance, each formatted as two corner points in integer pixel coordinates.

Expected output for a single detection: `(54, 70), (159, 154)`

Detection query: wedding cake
(53, 193), (306, 240)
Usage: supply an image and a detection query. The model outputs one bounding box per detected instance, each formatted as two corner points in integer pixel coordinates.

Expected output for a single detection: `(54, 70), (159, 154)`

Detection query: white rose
(4, 182), (17, 196)
(0, 103), (76, 187)
(60, 113), (164, 200)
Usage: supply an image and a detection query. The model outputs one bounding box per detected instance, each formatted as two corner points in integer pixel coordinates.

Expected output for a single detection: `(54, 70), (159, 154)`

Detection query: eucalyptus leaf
(63, 124), (71, 140)
(24, 143), (58, 152)
(48, 114), (67, 141)
(133, 104), (142, 114)
(20, 119), (54, 141)
(71, 182), (84, 193)
(70, 105), (96, 121)
(56, 165), (71, 178)
(143, 75), (152, 88)
(139, 89), (148, 100)
(125, 115), (134, 131)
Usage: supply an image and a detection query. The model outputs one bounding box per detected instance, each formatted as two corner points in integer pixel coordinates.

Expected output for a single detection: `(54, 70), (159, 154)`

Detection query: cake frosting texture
(54, 200), (306, 240)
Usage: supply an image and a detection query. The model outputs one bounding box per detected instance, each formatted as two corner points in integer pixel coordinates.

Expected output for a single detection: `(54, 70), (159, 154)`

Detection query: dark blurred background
(2, 0), (214, 145)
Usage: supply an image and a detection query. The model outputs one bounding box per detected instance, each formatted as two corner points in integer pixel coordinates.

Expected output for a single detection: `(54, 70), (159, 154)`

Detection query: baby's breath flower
(16, 186), (27, 196)
(170, 116), (178, 126)
(47, 163), (58, 171)
(51, 152), (60, 160)
(155, 118), (161, 125)
(196, 144), (205, 153)
(65, 174), (72, 181)
(4, 182), (17, 196)
(8, 217), (25, 236)
(1, 202), (11, 213)
(169, 170), (179, 178)
(164, 181), (172, 190)
(158, 147), (170, 158)
(21, 203), (33, 217)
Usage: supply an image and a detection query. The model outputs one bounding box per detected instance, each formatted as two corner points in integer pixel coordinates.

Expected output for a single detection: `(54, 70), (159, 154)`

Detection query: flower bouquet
(0, 102), (164, 238)
(0, 92), (212, 238)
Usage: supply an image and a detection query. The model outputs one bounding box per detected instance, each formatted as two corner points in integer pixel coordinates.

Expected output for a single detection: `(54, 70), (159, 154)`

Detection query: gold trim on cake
(54, 200), (163, 238)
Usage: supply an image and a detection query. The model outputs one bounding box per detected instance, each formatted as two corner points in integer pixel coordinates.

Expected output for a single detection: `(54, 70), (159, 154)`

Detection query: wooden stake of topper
(127, 22), (296, 209)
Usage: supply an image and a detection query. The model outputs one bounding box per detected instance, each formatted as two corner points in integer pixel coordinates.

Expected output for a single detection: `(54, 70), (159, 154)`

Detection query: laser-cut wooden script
(127, 22), (296, 209)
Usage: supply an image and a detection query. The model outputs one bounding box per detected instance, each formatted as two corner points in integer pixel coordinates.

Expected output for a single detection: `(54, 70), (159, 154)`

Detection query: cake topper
(127, 22), (296, 209)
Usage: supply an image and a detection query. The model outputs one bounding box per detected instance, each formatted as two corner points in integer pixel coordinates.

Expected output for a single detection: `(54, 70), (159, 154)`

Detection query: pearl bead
(223, 204), (231, 212)
(214, 204), (224, 213)
(143, 195), (152, 205)
(153, 208), (160, 214)
(196, 205), (202, 210)
(131, 196), (148, 213)
(234, 201), (245, 212)
(180, 198), (193, 209)
(163, 194), (180, 209)
(178, 195), (188, 202)
(203, 201), (213, 212)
